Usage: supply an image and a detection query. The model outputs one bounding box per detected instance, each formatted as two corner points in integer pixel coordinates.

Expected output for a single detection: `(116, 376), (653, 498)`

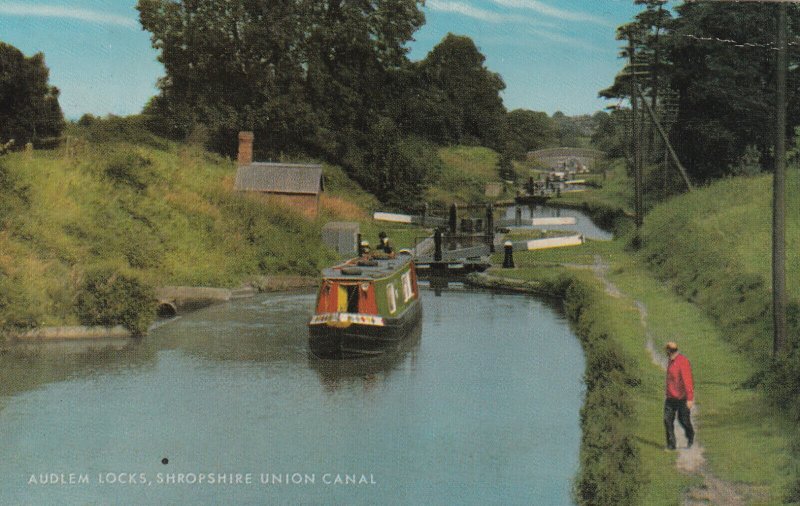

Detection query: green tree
(405, 34), (507, 148)
(0, 42), (64, 146)
(667, 2), (800, 180)
(505, 109), (558, 159)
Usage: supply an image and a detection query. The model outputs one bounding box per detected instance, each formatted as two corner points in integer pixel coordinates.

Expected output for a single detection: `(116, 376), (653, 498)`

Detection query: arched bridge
(527, 147), (606, 171)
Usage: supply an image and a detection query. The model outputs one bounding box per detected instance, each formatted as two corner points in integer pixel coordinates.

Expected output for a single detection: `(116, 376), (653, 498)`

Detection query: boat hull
(308, 301), (422, 358)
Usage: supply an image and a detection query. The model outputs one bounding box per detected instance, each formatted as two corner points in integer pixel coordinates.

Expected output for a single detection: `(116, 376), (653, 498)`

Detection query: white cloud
(426, 0), (510, 23)
(425, 0), (555, 28)
(0, 2), (138, 29)
(489, 0), (611, 26)
(528, 28), (610, 53)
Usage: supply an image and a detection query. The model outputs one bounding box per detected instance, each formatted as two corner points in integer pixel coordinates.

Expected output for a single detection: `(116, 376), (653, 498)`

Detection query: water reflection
(501, 204), (612, 240)
(0, 338), (157, 411)
(308, 322), (422, 392)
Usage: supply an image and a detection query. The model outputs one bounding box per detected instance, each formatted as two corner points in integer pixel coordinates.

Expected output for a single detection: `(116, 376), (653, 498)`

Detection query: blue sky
(0, 0), (649, 119)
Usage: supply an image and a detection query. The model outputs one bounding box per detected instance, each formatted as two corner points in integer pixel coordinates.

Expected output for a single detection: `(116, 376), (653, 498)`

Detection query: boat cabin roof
(322, 254), (413, 281)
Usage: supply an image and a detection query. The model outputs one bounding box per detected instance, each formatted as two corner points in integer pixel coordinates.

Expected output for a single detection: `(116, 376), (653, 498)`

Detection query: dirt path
(589, 255), (746, 506)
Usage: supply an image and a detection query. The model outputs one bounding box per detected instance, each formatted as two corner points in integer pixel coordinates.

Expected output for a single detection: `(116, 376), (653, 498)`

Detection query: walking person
(664, 341), (695, 450)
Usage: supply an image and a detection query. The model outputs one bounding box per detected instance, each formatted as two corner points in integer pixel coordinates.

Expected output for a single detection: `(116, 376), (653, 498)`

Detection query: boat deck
(322, 255), (412, 280)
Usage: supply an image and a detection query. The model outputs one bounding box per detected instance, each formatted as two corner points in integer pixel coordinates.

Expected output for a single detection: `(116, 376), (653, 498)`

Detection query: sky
(0, 0), (651, 119)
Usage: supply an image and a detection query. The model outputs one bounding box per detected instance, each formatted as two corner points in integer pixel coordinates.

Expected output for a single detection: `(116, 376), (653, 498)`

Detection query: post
(421, 202), (428, 227)
(434, 229), (443, 262)
(357, 233), (363, 256)
(449, 203), (457, 235)
(773, 1), (788, 357)
(635, 84), (693, 191)
(630, 36), (643, 231)
(502, 241), (515, 269)
(515, 206), (522, 226)
(485, 203), (495, 253)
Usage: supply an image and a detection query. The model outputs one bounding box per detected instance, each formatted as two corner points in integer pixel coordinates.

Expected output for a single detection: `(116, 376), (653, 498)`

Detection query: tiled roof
(234, 162), (323, 195)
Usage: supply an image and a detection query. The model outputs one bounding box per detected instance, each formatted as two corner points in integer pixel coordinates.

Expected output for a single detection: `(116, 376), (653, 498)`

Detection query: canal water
(0, 287), (585, 505)
(501, 205), (613, 241)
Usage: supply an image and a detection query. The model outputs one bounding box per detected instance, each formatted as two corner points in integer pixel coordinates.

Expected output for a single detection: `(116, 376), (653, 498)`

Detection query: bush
(70, 114), (169, 150)
(76, 269), (156, 335)
(103, 150), (156, 191)
(0, 272), (44, 331)
(561, 275), (643, 506)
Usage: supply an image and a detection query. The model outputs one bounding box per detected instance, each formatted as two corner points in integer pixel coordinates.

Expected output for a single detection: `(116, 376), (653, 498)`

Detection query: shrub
(561, 275), (643, 506)
(76, 269), (156, 335)
(103, 150), (156, 191)
(69, 114), (169, 150)
(0, 272), (44, 331)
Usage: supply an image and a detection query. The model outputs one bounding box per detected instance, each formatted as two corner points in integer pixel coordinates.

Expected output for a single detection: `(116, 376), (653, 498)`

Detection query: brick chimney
(237, 131), (254, 166)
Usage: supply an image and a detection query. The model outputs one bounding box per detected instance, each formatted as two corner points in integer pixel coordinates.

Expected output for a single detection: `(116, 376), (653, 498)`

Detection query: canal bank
(472, 239), (796, 505)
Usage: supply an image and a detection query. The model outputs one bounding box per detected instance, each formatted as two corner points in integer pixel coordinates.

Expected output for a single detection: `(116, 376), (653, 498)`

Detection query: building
(233, 131), (323, 217)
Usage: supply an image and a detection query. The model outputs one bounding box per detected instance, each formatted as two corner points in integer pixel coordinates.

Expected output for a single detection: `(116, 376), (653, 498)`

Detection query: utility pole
(773, 0), (788, 357)
(629, 35), (643, 232)
(685, 0), (792, 357)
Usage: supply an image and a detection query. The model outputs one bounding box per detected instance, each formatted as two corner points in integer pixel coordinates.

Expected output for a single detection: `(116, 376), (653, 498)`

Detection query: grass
(489, 238), (796, 504)
(0, 140), (340, 329)
(426, 145), (508, 205)
(556, 158), (633, 214)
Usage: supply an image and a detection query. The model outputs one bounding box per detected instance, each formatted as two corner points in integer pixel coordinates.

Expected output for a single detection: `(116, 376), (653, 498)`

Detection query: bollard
(485, 203), (495, 253)
(434, 229), (443, 262)
(515, 206), (522, 226)
(502, 241), (515, 268)
(449, 203), (458, 234)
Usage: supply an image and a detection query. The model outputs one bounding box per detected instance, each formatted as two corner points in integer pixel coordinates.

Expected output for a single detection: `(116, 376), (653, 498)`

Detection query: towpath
(590, 255), (749, 506)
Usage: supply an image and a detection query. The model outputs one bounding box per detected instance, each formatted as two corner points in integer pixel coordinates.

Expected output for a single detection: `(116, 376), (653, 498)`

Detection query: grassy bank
(0, 141), (342, 332)
(426, 146), (506, 206)
(484, 236), (796, 505)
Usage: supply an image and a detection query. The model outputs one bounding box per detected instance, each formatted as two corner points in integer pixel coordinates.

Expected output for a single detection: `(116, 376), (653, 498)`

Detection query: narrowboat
(308, 252), (422, 357)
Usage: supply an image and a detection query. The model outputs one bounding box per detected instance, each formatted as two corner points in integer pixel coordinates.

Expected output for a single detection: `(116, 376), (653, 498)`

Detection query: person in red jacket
(664, 341), (695, 450)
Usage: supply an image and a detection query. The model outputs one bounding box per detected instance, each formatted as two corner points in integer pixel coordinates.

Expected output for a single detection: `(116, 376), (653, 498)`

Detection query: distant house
(234, 131), (323, 217)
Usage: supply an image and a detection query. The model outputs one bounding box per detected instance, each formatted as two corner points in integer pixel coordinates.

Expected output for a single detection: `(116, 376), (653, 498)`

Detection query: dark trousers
(664, 398), (694, 449)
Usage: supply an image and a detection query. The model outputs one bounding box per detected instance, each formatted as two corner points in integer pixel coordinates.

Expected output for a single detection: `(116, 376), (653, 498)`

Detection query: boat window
(402, 272), (413, 302)
(346, 285), (359, 314)
(387, 283), (397, 314)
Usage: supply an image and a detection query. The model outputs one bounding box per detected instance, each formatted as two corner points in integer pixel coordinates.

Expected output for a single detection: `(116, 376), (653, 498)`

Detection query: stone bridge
(527, 147), (606, 171)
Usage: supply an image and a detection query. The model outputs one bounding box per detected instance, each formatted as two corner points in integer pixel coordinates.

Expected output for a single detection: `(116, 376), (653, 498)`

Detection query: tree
(0, 42), (64, 146)
(666, 2), (800, 180)
(505, 109), (558, 159)
(138, 0), (425, 157)
(404, 34), (507, 148)
(138, 0), (437, 206)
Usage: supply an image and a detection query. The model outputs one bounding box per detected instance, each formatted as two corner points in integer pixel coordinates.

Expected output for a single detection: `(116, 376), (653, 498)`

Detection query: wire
(678, 33), (799, 50)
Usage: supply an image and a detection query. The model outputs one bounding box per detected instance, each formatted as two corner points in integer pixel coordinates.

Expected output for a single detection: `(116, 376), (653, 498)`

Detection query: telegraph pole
(629, 36), (643, 232)
(686, 0), (791, 356)
(773, 0), (788, 356)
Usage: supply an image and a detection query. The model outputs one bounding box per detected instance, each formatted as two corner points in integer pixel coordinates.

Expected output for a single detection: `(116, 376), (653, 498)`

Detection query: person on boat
(378, 232), (393, 255)
(664, 341), (695, 450)
(360, 241), (371, 257)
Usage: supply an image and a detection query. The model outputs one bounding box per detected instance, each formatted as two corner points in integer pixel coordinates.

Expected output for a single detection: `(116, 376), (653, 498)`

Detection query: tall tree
(137, 0), (424, 157)
(505, 109), (558, 159)
(0, 42), (64, 146)
(403, 34), (507, 148)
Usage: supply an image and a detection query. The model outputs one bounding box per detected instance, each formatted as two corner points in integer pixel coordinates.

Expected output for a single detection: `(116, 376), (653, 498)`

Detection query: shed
(234, 132), (324, 217)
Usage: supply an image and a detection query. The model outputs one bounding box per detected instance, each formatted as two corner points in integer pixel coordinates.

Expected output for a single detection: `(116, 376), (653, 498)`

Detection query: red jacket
(666, 353), (694, 401)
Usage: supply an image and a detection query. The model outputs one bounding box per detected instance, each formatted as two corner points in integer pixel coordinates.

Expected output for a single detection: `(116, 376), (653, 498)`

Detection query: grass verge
(478, 237), (795, 505)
